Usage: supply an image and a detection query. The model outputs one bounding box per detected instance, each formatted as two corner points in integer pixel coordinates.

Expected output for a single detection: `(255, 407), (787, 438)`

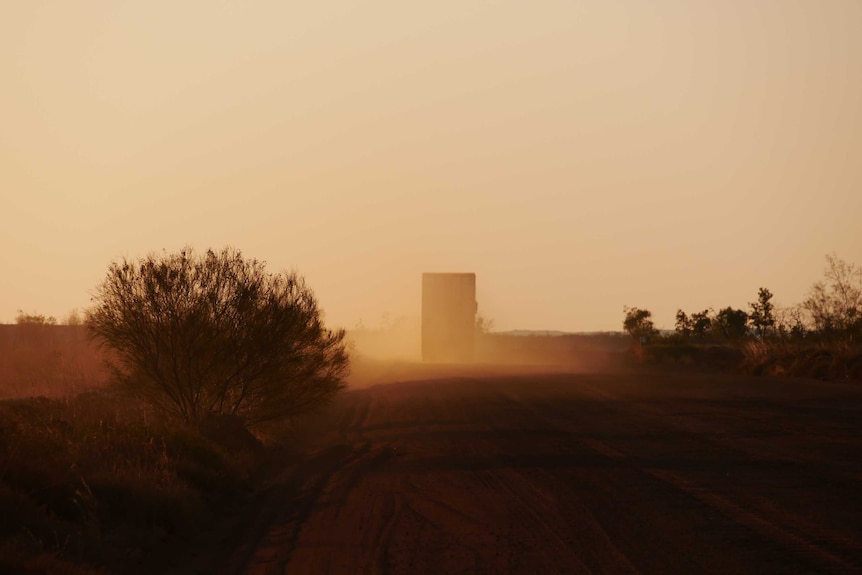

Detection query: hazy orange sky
(2, 1), (860, 332)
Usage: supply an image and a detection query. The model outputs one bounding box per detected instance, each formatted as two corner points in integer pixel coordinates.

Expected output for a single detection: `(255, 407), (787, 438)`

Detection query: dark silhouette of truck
(422, 273), (477, 362)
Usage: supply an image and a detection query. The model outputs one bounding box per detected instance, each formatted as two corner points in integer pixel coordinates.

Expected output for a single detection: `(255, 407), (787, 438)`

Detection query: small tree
(690, 309), (712, 339)
(674, 310), (692, 338)
(623, 306), (657, 341)
(475, 313), (495, 336)
(748, 287), (775, 339)
(802, 254), (862, 339)
(63, 308), (84, 326)
(712, 307), (748, 340)
(775, 304), (807, 341)
(87, 247), (349, 426)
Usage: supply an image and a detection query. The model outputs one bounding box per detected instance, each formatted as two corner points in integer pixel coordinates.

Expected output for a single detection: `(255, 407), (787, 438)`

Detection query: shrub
(0, 392), (260, 572)
(86, 247), (349, 426)
(741, 340), (862, 381)
(803, 254), (862, 340)
(622, 307), (657, 341)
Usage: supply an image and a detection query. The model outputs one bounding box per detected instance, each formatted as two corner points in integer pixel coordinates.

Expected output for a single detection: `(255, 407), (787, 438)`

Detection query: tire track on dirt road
(577, 377), (862, 572)
(180, 373), (862, 574)
(508, 377), (862, 574)
(446, 386), (642, 575)
(216, 391), (376, 575)
(278, 389), (418, 575)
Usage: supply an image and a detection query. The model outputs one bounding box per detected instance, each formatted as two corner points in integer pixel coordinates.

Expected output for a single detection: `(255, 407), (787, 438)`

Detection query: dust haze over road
(185, 363), (862, 575)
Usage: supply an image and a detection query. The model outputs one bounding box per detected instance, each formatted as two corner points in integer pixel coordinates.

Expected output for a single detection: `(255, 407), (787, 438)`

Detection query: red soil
(177, 366), (862, 574)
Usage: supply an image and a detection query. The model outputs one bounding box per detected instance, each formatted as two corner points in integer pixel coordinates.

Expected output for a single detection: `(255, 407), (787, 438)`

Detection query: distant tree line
(624, 254), (862, 345)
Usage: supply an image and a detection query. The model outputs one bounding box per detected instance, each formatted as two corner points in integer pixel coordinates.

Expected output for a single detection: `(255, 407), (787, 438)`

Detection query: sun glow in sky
(2, 1), (861, 332)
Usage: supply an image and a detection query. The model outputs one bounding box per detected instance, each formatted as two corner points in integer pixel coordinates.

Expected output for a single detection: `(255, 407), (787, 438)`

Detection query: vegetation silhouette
(622, 306), (657, 341)
(712, 307), (748, 341)
(86, 246), (349, 426)
(803, 254), (862, 340)
(634, 255), (862, 379)
(675, 309), (713, 339)
(748, 287), (775, 339)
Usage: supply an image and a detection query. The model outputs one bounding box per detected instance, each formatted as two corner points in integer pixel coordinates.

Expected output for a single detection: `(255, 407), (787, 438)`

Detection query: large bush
(86, 247), (349, 425)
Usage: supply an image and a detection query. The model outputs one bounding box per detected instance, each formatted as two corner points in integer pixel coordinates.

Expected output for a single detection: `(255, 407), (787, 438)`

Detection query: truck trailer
(421, 273), (477, 362)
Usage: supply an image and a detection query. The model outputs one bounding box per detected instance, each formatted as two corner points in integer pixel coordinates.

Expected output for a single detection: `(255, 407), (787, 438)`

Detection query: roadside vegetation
(0, 247), (349, 573)
(624, 254), (862, 381)
(0, 390), (264, 574)
(86, 246), (348, 426)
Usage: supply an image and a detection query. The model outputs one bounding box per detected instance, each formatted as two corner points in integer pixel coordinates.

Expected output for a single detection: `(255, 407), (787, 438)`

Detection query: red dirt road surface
(201, 369), (862, 574)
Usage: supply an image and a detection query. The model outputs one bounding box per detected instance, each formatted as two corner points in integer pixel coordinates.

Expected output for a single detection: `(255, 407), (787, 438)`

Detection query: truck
(421, 273), (477, 362)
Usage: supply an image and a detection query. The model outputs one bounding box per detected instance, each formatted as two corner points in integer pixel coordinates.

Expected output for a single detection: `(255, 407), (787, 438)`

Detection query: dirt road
(205, 369), (862, 574)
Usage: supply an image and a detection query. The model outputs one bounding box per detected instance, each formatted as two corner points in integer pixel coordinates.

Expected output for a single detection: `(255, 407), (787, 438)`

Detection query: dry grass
(0, 388), (249, 570)
(741, 339), (862, 381)
(630, 335), (862, 382)
(636, 341), (745, 370)
(0, 325), (271, 573)
(0, 388), (266, 573)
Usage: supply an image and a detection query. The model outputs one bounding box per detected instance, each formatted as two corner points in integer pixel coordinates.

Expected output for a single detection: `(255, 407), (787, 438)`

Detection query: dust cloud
(346, 323), (630, 389)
